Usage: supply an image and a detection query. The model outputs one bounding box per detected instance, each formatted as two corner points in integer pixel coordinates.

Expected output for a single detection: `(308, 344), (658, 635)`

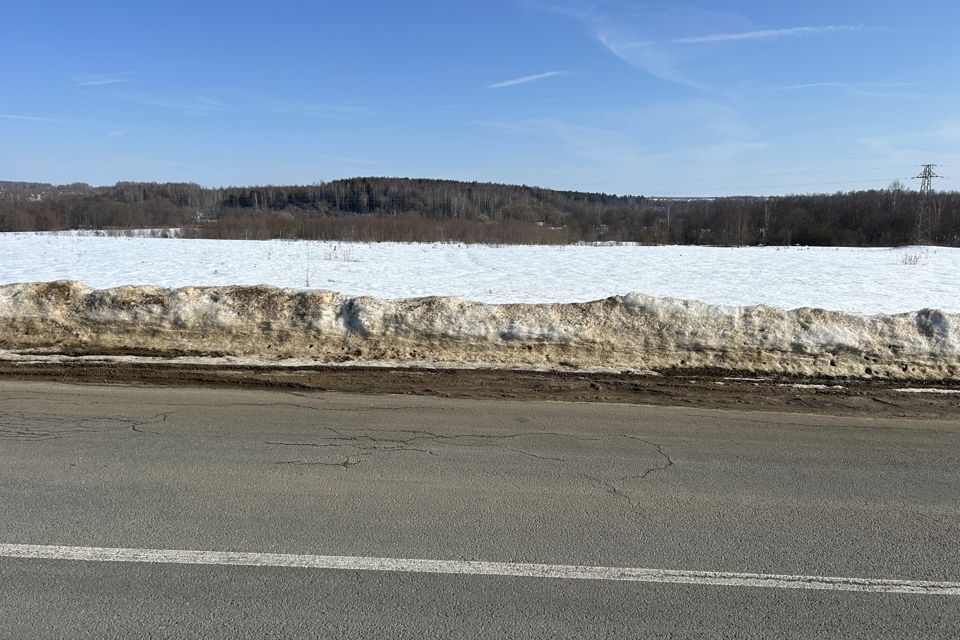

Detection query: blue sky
(2, 0), (958, 195)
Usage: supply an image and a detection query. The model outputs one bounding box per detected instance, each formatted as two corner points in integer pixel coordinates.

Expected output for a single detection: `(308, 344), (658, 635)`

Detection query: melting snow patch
(778, 383), (845, 390)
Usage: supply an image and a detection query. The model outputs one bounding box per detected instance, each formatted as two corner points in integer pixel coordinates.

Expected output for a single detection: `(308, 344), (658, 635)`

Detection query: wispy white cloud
(195, 96), (226, 108)
(478, 113), (769, 193)
(93, 86), (380, 120)
(106, 129), (133, 138)
(772, 81), (928, 99)
(777, 81), (913, 91)
(680, 141), (768, 161)
(315, 154), (381, 166)
(938, 120), (960, 140)
(545, 4), (728, 90)
(619, 100), (760, 142)
(106, 92), (245, 116)
(77, 78), (127, 86)
(488, 71), (568, 89)
(123, 93), (227, 115)
(545, 4), (886, 92)
(263, 101), (381, 119)
(0, 113), (65, 123)
(426, 93), (622, 111)
(73, 72), (134, 87)
(477, 91), (768, 177)
(593, 28), (708, 91)
(673, 25), (877, 44)
(478, 118), (646, 164)
(857, 121), (960, 179)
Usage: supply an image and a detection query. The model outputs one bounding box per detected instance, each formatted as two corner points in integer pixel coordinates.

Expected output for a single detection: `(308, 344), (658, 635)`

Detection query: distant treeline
(1, 177), (958, 246)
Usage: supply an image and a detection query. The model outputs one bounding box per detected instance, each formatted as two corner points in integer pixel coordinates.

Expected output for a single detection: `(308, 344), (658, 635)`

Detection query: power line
(560, 165), (920, 188)
(601, 177), (903, 198)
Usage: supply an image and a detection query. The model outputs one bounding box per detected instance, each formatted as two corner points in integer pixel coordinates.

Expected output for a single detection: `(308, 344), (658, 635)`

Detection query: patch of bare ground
(0, 361), (957, 419)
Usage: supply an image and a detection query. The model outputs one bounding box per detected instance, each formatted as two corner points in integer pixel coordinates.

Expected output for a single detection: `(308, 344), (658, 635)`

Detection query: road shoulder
(1, 360), (958, 419)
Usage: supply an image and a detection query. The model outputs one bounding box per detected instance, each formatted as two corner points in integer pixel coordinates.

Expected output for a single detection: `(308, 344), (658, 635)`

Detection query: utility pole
(760, 200), (770, 246)
(665, 203), (671, 243)
(911, 164), (943, 244)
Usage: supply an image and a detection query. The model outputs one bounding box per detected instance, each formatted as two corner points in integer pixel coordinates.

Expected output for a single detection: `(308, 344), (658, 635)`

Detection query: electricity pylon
(911, 164), (942, 244)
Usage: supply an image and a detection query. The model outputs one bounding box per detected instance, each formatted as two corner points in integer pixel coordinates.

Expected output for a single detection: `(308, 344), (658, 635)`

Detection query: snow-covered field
(2, 233), (957, 313)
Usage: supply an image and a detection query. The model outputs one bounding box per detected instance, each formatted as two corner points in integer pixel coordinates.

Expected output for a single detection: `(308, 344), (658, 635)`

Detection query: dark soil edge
(1, 360), (958, 419)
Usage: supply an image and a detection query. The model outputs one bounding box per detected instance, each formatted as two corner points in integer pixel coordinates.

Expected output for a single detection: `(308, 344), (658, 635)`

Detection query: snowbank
(0, 281), (957, 379)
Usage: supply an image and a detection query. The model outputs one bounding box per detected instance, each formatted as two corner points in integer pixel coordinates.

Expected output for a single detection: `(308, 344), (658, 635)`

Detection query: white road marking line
(1, 544), (957, 595)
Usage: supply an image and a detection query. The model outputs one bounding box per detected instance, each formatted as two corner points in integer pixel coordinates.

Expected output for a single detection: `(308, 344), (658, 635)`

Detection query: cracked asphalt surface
(1, 380), (959, 638)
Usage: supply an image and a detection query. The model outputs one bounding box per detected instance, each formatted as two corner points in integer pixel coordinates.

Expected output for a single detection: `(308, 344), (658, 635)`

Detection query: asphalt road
(1, 380), (958, 638)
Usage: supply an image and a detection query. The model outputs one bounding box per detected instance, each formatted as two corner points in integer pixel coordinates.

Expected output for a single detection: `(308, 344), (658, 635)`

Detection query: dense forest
(1, 177), (958, 246)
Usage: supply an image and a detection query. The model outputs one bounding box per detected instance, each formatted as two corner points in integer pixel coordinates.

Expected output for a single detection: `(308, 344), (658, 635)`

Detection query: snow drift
(0, 281), (957, 379)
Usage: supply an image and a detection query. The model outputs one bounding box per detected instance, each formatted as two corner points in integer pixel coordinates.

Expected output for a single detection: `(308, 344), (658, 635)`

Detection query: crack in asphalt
(265, 434), (439, 468)
(618, 435), (675, 479)
(0, 389), (679, 512)
(0, 411), (172, 441)
(277, 457), (364, 468)
(580, 436), (674, 513)
(4, 387), (950, 433)
(0, 388), (453, 418)
(582, 472), (644, 511)
(676, 409), (946, 435)
(265, 426), (578, 466)
(265, 427), (675, 514)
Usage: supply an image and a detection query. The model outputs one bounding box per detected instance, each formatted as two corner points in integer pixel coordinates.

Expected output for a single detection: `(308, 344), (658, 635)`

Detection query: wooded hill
(1, 177), (958, 246)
